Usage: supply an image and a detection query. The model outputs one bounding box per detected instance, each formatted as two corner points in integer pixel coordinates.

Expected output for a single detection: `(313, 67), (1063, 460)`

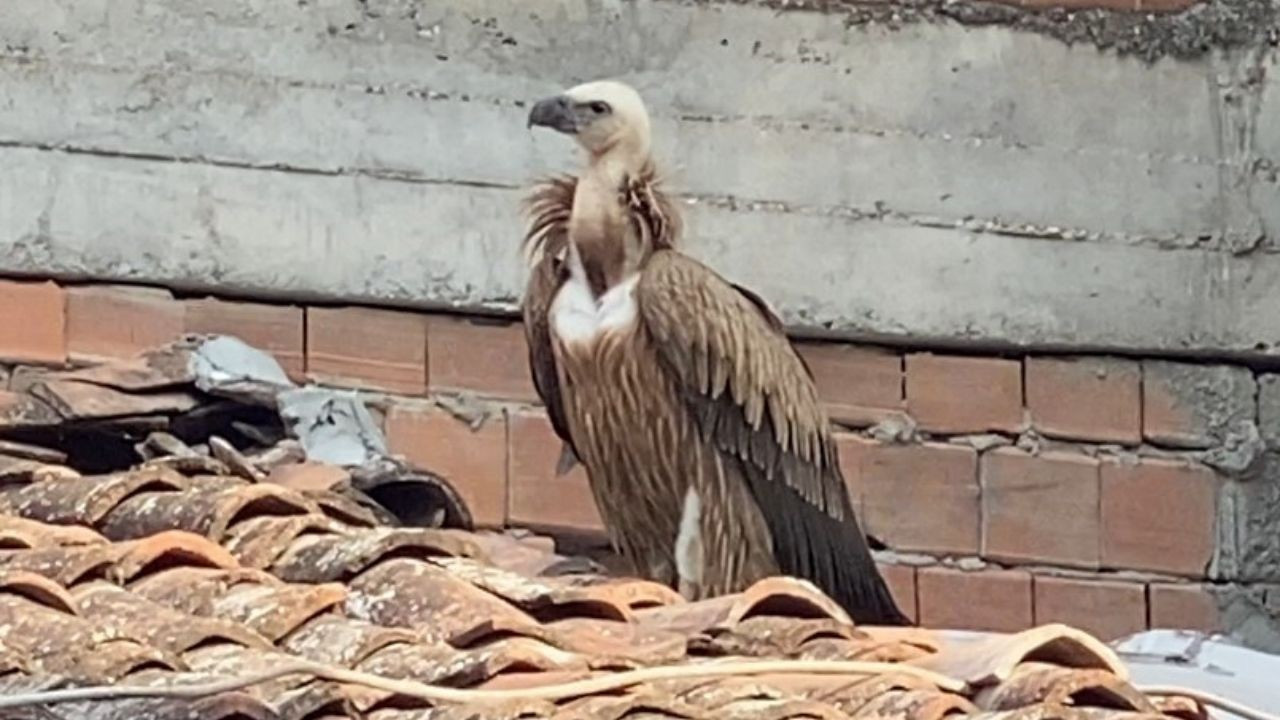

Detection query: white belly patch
(551, 273), (640, 346)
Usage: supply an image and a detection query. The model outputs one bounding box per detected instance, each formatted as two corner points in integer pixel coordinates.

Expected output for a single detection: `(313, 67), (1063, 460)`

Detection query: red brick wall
(0, 277), (1261, 638)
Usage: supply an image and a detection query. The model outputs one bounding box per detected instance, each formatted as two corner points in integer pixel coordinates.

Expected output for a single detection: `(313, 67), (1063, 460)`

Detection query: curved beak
(527, 95), (578, 134)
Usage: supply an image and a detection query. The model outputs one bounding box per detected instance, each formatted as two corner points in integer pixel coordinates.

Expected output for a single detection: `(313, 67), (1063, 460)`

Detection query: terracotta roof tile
(536, 618), (689, 667)
(356, 636), (583, 686)
(975, 661), (1158, 713)
(0, 569), (80, 615)
(42, 689), (281, 720)
(1149, 695), (1208, 720)
(279, 613), (419, 667)
(0, 466), (186, 527)
(553, 691), (701, 719)
(222, 513), (350, 569)
(0, 389), (61, 429)
(28, 378), (200, 421)
(72, 580), (272, 653)
(309, 490), (388, 528)
(126, 566), (282, 615)
(57, 344), (196, 390)
(345, 557), (541, 645)
(97, 481), (317, 542)
(0, 515), (108, 549)
(0, 586), (180, 682)
(108, 529), (240, 582)
(0, 345), (1219, 720)
(0, 543), (130, 585)
(207, 580), (347, 642)
(809, 673), (944, 715)
(271, 527), (480, 584)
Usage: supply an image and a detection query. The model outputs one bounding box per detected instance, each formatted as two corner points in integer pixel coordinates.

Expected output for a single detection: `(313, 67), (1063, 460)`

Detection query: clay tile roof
(0, 464), (1211, 719)
(0, 344), (1218, 720)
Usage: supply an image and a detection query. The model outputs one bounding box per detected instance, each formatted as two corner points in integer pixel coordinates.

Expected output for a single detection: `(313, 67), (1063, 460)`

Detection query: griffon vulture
(521, 80), (908, 625)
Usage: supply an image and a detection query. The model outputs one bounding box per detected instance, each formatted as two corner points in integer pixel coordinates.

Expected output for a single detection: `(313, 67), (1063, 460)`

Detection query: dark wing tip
(745, 456), (911, 626)
(635, 253), (908, 625)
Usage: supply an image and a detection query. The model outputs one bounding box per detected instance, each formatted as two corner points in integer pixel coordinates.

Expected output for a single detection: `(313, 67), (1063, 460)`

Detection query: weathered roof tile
(208, 580), (347, 642)
(43, 689), (281, 720)
(73, 580), (272, 653)
(222, 513), (349, 569)
(553, 692), (700, 720)
(309, 489), (386, 528)
(29, 379), (200, 421)
(810, 673), (944, 716)
(0, 569), (81, 615)
(179, 644), (318, 703)
(0, 592), (179, 682)
(0, 467), (186, 527)
(97, 482), (316, 542)
(0, 389), (60, 429)
(907, 624), (1127, 687)
(58, 346), (196, 391)
(975, 661), (1157, 713)
(272, 527), (479, 584)
(0, 543), (128, 585)
(108, 529), (240, 583)
(852, 688), (979, 720)
(126, 566), (281, 615)
(345, 557), (538, 645)
(280, 613), (420, 667)
(0, 515), (107, 549)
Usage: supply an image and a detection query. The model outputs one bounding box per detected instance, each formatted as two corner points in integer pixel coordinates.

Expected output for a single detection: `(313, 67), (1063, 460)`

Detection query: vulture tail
(684, 386), (911, 626)
(742, 460), (912, 626)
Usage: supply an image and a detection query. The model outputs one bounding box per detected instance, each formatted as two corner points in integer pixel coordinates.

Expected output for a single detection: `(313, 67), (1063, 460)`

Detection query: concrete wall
(2, 0), (1279, 358)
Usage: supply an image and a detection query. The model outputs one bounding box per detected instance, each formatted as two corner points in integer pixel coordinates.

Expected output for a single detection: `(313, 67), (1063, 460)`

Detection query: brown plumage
(521, 80), (908, 625)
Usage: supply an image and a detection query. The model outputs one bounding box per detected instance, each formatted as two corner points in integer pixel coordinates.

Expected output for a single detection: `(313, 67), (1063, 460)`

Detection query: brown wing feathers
(637, 255), (838, 509)
(637, 253), (909, 625)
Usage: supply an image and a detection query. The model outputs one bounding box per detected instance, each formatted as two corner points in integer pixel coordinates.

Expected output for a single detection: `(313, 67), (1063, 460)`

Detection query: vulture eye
(588, 101), (611, 115)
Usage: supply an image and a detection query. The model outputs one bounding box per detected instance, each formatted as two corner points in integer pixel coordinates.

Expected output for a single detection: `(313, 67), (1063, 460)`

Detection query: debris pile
(0, 335), (479, 535)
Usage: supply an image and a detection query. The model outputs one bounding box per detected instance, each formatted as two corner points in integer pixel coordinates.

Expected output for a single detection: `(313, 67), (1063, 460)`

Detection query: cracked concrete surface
(1, 0), (1279, 358)
(730, 0), (1278, 63)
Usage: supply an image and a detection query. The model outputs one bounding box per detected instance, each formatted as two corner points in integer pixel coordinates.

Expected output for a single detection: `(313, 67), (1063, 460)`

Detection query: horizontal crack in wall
(0, 140), (1257, 253)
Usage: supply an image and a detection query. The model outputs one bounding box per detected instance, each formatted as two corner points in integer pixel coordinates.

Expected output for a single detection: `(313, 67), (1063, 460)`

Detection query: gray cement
(1142, 360), (1258, 447)
(1261, 375), (1280, 448)
(740, 0), (1279, 62)
(1, 0), (1279, 359)
(1217, 453), (1280, 584)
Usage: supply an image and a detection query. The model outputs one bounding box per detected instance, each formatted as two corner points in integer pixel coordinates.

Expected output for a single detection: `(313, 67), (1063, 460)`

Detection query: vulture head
(528, 80), (651, 162)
